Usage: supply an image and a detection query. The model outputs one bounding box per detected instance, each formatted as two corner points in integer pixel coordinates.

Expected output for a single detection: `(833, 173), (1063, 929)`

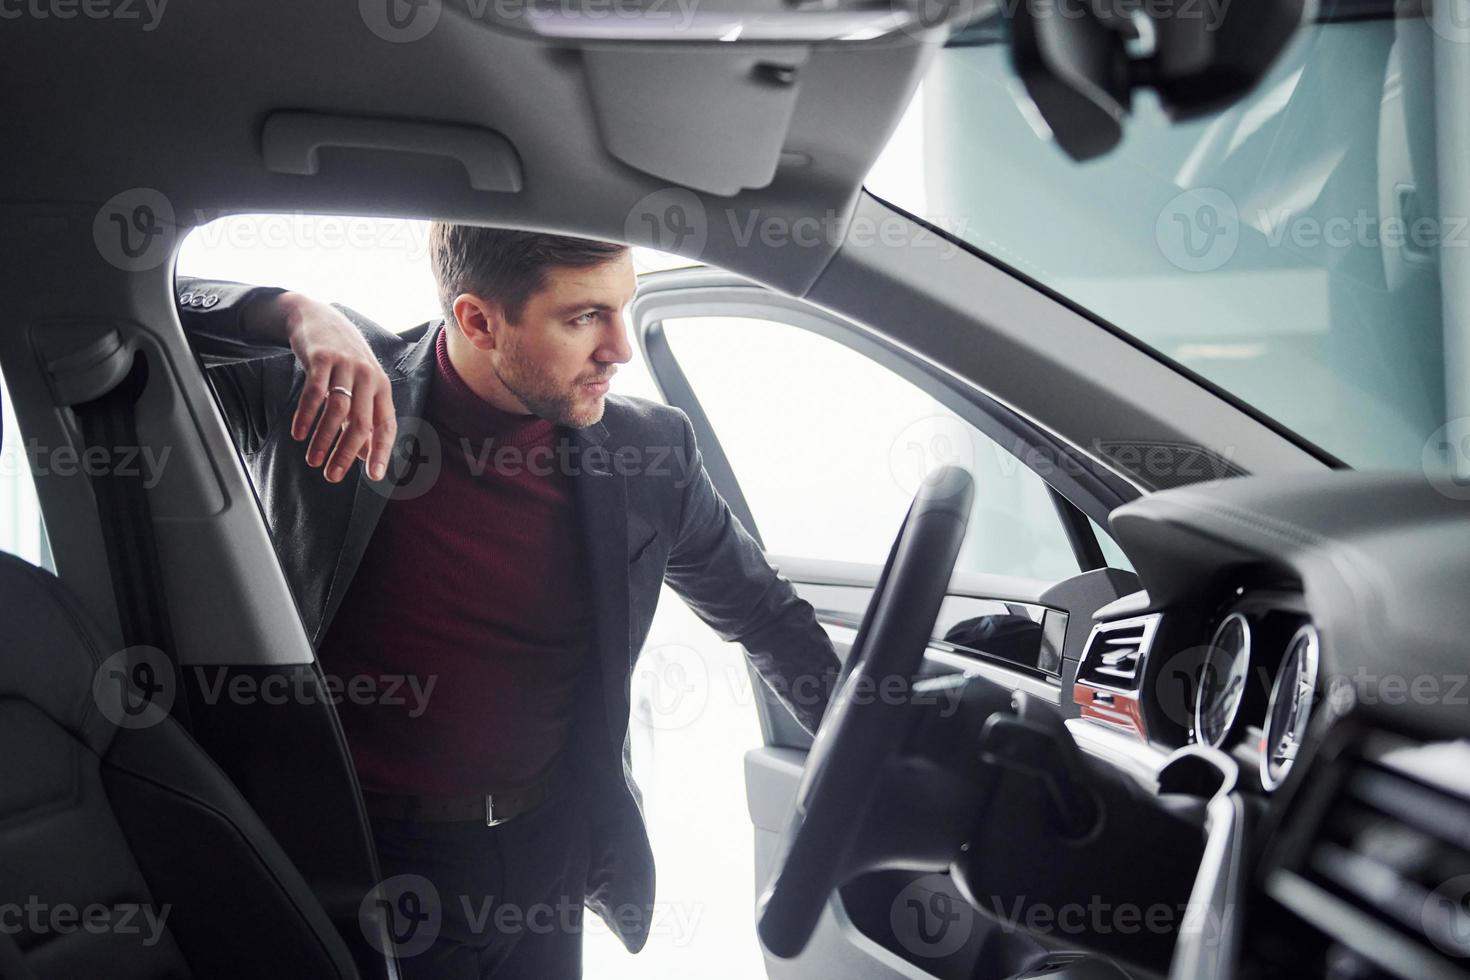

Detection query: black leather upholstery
(0, 552), (360, 979)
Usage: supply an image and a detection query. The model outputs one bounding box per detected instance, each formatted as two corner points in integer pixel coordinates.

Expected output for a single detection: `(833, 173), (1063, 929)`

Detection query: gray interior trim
(1066, 717), (1168, 790)
(261, 111), (525, 192)
(774, 555), (1055, 605)
(582, 46), (809, 195)
(745, 746), (946, 980)
(1170, 788), (1248, 980)
(0, 210), (320, 669)
(0, 11), (935, 297)
(822, 624), (1064, 706)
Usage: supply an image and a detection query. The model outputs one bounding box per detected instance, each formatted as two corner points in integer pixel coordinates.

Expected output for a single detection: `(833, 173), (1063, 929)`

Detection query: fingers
(305, 364), (358, 477)
(321, 368), (381, 484)
(294, 341), (398, 484)
(367, 386), (398, 483)
(291, 351), (334, 443)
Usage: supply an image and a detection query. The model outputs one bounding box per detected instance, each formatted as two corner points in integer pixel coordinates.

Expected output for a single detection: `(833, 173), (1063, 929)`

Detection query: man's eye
(572, 312), (598, 326)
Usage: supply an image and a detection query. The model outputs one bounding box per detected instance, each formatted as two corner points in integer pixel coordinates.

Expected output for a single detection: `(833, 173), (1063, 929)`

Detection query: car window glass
(867, 18), (1450, 473)
(1089, 517), (1134, 573)
(0, 369), (52, 570)
(660, 315), (1083, 583)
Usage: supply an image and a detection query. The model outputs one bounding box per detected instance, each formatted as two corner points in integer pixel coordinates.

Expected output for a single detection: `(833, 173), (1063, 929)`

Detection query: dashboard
(1068, 470), (1470, 980)
(1074, 586), (1322, 793)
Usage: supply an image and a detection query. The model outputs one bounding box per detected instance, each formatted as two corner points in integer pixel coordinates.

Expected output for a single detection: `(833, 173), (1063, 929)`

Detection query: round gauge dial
(1194, 613), (1252, 746)
(1261, 625), (1320, 790)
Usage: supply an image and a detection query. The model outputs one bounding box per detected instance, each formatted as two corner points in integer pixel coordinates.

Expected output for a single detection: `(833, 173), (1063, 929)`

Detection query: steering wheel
(756, 464), (974, 959)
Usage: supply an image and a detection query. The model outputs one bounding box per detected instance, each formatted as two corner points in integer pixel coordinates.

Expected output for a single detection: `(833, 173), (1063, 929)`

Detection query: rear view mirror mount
(1010, 0), (1308, 160)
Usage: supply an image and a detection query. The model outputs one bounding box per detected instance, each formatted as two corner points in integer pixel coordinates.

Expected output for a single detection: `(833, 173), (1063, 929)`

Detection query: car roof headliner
(0, 3), (935, 295)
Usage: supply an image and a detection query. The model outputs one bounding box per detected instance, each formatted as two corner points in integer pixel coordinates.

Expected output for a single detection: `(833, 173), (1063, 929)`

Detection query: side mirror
(942, 613), (1046, 671)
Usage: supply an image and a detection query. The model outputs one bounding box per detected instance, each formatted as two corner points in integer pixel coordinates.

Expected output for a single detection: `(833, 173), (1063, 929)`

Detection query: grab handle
(261, 111), (523, 192)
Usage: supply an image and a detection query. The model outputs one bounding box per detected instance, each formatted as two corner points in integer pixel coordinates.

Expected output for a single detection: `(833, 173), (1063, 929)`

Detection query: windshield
(867, 11), (1462, 474)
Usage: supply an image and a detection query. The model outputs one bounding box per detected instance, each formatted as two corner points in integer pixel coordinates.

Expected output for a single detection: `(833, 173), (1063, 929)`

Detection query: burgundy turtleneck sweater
(317, 327), (595, 797)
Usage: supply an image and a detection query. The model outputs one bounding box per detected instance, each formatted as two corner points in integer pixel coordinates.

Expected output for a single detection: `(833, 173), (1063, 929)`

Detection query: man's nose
(597, 316), (634, 365)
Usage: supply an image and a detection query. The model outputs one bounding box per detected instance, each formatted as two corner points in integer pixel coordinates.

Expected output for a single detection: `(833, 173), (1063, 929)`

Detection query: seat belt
(72, 351), (192, 730)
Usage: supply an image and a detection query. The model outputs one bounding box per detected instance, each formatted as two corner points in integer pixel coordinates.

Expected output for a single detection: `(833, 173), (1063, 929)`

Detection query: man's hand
(242, 290), (397, 483)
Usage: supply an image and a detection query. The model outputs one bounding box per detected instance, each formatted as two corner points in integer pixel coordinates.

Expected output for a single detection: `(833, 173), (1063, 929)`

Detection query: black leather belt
(363, 761), (570, 826)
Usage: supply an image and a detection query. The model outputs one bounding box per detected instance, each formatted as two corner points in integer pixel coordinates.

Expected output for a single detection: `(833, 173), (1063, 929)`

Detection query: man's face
(490, 252), (637, 428)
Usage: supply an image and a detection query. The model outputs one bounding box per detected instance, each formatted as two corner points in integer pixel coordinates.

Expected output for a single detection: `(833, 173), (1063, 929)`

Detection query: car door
(631, 268), (1147, 980)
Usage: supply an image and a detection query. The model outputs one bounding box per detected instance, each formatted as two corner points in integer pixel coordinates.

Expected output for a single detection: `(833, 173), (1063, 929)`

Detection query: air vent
(1268, 744), (1470, 980)
(1077, 614), (1160, 691)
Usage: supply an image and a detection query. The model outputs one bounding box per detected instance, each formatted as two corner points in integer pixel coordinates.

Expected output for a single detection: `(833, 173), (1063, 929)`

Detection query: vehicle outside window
(660, 315), (1083, 582)
(0, 369), (50, 569)
(868, 12), (1461, 476)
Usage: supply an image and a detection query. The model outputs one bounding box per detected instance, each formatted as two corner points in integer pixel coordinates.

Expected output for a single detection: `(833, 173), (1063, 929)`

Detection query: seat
(0, 551), (361, 980)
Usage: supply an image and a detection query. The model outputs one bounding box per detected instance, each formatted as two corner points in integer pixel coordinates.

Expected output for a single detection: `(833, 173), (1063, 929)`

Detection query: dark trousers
(368, 777), (592, 980)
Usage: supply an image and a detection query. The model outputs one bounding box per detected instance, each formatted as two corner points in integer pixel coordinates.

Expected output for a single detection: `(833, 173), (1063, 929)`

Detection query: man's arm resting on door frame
(174, 276), (398, 483)
(661, 409), (841, 737)
(175, 276), (295, 365)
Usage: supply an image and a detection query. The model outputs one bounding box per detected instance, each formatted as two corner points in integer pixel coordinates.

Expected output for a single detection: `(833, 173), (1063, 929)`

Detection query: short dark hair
(429, 223), (628, 325)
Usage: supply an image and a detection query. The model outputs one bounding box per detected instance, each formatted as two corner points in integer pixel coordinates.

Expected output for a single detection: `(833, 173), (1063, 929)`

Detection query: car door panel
(632, 270), (1142, 978)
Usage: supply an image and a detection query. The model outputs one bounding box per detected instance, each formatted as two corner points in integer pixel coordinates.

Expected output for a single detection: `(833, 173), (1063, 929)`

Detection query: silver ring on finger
(329, 385), (354, 399)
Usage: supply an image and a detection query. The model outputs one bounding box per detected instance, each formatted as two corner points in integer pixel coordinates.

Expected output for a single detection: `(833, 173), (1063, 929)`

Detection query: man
(176, 225), (841, 979)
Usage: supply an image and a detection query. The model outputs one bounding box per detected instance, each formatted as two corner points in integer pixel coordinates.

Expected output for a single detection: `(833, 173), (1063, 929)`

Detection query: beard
(494, 339), (608, 428)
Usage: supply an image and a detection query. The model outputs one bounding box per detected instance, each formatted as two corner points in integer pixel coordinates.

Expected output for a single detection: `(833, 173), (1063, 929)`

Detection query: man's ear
(451, 293), (504, 352)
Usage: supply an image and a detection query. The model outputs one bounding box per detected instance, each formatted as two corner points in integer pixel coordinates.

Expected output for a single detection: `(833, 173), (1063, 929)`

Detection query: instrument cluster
(1189, 592), (1321, 790)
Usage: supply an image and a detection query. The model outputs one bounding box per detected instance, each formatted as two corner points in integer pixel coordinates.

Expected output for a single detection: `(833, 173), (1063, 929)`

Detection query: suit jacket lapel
(313, 324), (440, 646)
(571, 420), (631, 749)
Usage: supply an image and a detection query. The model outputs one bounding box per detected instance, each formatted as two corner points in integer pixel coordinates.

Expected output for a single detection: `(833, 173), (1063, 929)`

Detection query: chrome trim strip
(1196, 611), (1252, 748)
(1066, 717), (1168, 790)
(822, 624), (1062, 705)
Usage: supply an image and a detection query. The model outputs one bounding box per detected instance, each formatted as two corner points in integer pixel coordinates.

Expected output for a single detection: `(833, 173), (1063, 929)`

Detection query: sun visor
(582, 46), (810, 196)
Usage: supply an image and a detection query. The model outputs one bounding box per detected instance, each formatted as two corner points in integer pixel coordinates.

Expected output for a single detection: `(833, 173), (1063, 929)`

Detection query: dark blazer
(174, 277), (840, 953)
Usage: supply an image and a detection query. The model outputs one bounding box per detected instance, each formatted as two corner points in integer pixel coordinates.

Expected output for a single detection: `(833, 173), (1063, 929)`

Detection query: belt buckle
(485, 794), (509, 827)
